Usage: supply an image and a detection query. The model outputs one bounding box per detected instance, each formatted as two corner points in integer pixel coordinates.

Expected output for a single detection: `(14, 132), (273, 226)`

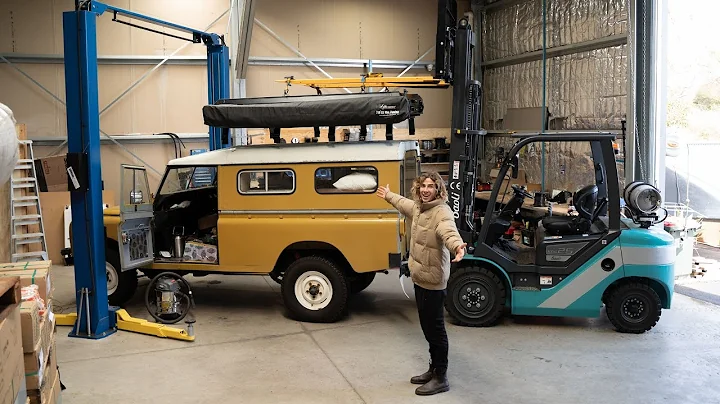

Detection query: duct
(482, 45), (628, 131)
(481, 0), (627, 61)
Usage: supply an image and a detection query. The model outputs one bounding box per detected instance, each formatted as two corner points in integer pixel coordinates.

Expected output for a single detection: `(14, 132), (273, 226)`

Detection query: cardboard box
(33, 155), (67, 193)
(27, 372), (58, 404)
(19, 301), (40, 354)
(183, 241), (218, 263)
(0, 360), (24, 404)
(0, 279), (24, 404)
(34, 153), (87, 193)
(7, 377), (26, 404)
(20, 299), (53, 358)
(27, 344), (58, 404)
(0, 262), (53, 303)
(24, 327), (55, 391)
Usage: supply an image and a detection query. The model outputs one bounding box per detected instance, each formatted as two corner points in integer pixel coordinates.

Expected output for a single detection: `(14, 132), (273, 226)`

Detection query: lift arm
(85, 1), (223, 45)
(78, 0), (231, 150)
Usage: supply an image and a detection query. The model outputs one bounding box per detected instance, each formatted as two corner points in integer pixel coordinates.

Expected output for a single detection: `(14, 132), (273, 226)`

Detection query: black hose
(154, 132), (185, 159)
(144, 272), (194, 324)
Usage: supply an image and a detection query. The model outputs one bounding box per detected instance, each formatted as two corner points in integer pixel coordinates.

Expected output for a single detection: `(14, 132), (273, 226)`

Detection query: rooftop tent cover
(202, 92), (412, 129)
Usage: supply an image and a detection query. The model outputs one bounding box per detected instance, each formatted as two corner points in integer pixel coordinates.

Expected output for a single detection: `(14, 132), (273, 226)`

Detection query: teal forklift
(432, 1), (675, 333)
(443, 132), (675, 334)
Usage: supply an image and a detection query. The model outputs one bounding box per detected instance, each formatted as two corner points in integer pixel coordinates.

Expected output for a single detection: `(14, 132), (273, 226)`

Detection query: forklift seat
(542, 184), (598, 236)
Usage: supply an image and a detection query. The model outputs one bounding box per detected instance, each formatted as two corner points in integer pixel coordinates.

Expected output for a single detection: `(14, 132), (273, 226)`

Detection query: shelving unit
(420, 148), (449, 182)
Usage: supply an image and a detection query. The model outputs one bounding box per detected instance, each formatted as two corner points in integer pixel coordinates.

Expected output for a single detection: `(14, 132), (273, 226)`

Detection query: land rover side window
(315, 166), (378, 194)
(159, 166), (217, 195)
(238, 169), (295, 194)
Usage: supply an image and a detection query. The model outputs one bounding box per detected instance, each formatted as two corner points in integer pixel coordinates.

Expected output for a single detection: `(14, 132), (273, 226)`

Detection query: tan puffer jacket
(384, 191), (465, 290)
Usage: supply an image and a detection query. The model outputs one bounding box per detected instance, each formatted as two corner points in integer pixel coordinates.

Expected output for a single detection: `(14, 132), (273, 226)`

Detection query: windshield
(159, 166), (217, 195)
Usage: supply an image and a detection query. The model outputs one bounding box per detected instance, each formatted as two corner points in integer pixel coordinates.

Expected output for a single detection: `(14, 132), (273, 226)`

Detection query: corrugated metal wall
(480, 0), (628, 130)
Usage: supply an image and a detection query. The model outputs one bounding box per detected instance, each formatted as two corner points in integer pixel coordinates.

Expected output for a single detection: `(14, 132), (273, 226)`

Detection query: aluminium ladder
(10, 140), (48, 262)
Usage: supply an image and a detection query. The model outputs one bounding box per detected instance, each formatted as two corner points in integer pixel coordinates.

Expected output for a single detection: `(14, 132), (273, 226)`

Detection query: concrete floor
(50, 265), (720, 404)
(675, 244), (720, 305)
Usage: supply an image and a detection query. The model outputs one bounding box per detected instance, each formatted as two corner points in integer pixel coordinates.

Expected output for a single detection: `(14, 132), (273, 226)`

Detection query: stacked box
(22, 300), (56, 392)
(0, 262), (59, 404)
(0, 262), (53, 304)
(0, 277), (27, 404)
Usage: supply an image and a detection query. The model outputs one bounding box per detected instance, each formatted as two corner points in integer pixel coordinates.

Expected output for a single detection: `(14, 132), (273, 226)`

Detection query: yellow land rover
(103, 92), (425, 323)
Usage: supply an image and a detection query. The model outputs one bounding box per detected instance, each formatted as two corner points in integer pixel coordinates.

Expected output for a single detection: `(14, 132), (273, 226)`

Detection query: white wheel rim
(294, 271), (333, 311)
(106, 262), (119, 295)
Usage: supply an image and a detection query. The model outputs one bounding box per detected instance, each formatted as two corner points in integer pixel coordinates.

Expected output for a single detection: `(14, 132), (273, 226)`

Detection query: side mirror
(511, 154), (519, 179)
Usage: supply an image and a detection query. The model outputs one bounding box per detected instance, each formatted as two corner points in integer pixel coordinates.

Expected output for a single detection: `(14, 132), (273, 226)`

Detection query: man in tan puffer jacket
(377, 171), (466, 396)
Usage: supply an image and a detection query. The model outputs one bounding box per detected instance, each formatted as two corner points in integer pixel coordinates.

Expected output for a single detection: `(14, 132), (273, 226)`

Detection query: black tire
(349, 272), (376, 294)
(281, 256), (348, 323)
(105, 247), (139, 307)
(605, 282), (662, 334)
(445, 266), (506, 327)
(144, 272), (192, 324)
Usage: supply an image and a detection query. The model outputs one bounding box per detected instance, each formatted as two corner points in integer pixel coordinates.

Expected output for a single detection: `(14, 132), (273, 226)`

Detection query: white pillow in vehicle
(333, 172), (377, 191)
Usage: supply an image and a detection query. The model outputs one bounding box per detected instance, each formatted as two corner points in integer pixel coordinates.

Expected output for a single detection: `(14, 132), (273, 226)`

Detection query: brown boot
(410, 364), (434, 385)
(415, 367), (449, 396)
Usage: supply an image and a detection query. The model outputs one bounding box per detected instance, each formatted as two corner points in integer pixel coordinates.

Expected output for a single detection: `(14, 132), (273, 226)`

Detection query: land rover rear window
(237, 169), (295, 194)
(315, 166), (378, 194)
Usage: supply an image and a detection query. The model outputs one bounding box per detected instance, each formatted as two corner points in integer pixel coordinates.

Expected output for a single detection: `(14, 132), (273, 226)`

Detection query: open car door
(118, 164), (155, 270)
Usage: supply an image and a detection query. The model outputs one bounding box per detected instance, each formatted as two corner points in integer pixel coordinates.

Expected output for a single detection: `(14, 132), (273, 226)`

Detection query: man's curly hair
(411, 171), (448, 202)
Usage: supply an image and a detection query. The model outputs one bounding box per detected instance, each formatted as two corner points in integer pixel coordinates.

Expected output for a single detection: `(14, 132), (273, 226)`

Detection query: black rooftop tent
(201, 92), (423, 143)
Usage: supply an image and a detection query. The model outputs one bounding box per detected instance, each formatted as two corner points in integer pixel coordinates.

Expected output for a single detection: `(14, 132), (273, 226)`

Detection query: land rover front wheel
(105, 246), (138, 307)
(281, 256), (348, 323)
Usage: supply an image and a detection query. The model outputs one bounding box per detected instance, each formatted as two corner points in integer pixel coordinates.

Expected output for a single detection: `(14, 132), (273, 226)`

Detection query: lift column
(207, 40), (231, 150)
(62, 10), (116, 339)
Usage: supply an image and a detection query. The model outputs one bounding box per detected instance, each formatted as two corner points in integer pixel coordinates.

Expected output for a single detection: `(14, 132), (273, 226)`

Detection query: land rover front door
(118, 164), (155, 270)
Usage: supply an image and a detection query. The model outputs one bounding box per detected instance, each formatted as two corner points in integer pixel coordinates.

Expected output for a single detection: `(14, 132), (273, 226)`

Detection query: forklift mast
(434, 0), (484, 247)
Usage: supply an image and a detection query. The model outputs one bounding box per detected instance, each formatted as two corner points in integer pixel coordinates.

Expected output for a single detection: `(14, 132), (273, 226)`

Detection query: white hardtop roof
(167, 140), (420, 166)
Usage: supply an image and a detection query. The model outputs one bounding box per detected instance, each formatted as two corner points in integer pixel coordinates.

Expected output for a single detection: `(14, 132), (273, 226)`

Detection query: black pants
(414, 284), (449, 371)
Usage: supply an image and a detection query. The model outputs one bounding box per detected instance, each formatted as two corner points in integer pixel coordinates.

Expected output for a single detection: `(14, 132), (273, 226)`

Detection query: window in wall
(237, 169), (295, 194)
(315, 166), (378, 194)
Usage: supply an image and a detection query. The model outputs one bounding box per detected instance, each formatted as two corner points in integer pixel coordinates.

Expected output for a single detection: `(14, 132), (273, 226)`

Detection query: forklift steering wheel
(511, 184), (533, 199)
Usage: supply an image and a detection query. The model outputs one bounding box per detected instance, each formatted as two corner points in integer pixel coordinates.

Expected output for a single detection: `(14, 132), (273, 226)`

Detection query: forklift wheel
(445, 266), (506, 327)
(605, 282), (662, 334)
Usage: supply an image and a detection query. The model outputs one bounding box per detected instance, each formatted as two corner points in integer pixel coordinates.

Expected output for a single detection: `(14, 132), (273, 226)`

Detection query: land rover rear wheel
(281, 256), (348, 323)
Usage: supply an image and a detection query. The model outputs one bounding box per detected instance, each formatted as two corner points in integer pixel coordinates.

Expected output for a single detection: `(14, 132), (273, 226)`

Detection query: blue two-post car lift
(60, 1), (230, 339)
